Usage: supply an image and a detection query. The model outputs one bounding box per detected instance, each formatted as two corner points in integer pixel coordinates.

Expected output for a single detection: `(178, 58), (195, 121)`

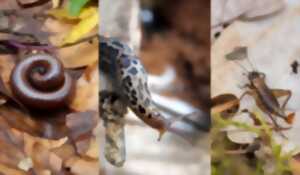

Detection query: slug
(10, 54), (75, 110)
(100, 36), (171, 139)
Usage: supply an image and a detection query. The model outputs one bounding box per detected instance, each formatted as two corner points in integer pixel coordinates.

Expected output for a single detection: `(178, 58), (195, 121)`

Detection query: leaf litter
(0, 0), (100, 174)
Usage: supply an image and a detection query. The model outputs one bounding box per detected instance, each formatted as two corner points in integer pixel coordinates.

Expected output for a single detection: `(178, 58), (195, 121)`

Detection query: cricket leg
(271, 89), (291, 109)
(271, 89), (294, 124)
(239, 90), (254, 101)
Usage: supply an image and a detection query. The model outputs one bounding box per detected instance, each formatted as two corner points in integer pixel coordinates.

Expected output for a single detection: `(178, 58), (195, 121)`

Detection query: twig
(16, 0), (51, 9)
(0, 28), (37, 41)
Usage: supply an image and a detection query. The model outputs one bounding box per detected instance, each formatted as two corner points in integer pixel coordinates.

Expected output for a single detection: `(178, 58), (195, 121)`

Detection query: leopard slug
(100, 36), (171, 139)
(10, 54), (75, 110)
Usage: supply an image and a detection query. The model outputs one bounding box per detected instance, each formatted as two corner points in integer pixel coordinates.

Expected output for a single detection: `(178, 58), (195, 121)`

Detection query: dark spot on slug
(10, 54), (75, 110)
(123, 76), (131, 84)
(148, 114), (152, 118)
(122, 76), (133, 88)
(107, 47), (119, 60)
(132, 95), (138, 102)
(132, 59), (138, 65)
(110, 93), (119, 103)
(128, 67), (138, 75)
(131, 90), (136, 96)
(120, 56), (131, 68)
(117, 58), (121, 64)
(128, 80), (132, 87)
(138, 105), (146, 114)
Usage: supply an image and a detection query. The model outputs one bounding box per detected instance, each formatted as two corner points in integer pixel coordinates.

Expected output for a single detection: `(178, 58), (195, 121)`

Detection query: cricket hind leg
(239, 89), (255, 101)
(271, 89), (294, 124)
(271, 89), (291, 109)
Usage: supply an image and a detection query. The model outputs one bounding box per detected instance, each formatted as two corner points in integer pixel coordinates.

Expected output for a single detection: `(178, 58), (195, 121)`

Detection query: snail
(10, 54), (75, 110)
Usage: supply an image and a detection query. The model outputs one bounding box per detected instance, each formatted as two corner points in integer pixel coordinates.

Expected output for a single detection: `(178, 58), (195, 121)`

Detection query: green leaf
(272, 144), (282, 159)
(68, 0), (90, 16)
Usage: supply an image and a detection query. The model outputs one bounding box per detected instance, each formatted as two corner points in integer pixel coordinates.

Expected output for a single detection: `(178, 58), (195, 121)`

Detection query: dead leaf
(70, 66), (98, 111)
(212, 93), (240, 117)
(62, 7), (98, 44)
(52, 0), (60, 8)
(65, 157), (100, 175)
(291, 153), (300, 175)
(66, 110), (98, 139)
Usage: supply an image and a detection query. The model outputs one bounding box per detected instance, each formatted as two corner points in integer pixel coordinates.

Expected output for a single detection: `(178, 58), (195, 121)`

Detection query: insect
(226, 47), (294, 132)
(100, 36), (171, 140)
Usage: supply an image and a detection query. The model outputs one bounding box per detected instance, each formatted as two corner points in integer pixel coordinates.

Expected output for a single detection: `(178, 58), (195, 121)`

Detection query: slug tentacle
(10, 54), (75, 110)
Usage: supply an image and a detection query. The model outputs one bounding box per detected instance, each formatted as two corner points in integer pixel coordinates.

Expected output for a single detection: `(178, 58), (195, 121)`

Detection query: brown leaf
(212, 93), (240, 118)
(70, 66), (98, 111)
(16, 0), (51, 9)
(66, 111), (98, 140)
(290, 153), (300, 175)
(0, 75), (27, 111)
(65, 157), (100, 175)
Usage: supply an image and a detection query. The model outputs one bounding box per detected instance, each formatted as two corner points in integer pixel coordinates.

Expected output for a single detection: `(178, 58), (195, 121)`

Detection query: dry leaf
(63, 7), (98, 44)
(291, 153), (300, 175)
(52, 0), (61, 8)
(70, 65), (98, 111)
(212, 93), (239, 117)
(65, 157), (100, 175)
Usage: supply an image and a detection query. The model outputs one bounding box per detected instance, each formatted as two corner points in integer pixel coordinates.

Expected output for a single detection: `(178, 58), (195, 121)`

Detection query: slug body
(100, 36), (170, 138)
(10, 54), (75, 110)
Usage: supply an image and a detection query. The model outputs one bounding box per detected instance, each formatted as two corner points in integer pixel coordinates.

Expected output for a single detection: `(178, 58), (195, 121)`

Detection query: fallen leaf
(65, 157), (100, 175)
(212, 93), (240, 117)
(52, 0), (60, 8)
(291, 153), (300, 175)
(66, 110), (98, 139)
(63, 7), (98, 44)
(70, 66), (98, 111)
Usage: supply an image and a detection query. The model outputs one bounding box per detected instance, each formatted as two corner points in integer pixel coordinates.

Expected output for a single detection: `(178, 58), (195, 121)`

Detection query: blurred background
(100, 0), (210, 175)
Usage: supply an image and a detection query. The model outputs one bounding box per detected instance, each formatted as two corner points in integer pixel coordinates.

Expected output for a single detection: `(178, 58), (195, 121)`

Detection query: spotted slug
(100, 36), (171, 139)
(10, 54), (75, 110)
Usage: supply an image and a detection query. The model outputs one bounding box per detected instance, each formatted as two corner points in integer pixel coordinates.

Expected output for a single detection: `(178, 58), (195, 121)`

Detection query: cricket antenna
(230, 59), (251, 75)
(245, 56), (257, 72)
(225, 46), (252, 74)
